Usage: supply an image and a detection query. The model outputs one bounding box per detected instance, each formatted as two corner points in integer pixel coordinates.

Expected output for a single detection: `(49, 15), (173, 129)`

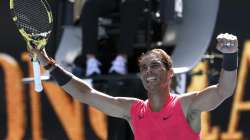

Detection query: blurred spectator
(79, 0), (145, 76)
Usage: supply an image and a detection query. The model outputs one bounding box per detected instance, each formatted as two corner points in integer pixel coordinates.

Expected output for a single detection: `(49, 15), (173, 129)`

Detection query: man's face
(139, 54), (173, 91)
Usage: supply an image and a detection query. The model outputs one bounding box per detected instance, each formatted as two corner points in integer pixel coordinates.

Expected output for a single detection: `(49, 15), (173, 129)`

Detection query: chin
(146, 84), (159, 91)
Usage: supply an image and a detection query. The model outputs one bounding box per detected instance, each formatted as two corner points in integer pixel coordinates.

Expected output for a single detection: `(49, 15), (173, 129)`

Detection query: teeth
(147, 77), (156, 81)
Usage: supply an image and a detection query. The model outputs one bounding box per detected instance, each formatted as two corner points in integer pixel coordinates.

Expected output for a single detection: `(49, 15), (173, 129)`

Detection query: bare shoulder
(116, 97), (143, 120)
(82, 89), (142, 120)
(178, 91), (200, 105)
(115, 96), (142, 109)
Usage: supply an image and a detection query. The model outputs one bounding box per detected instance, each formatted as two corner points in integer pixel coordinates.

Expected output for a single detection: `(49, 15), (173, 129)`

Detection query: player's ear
(168, 68), (174, 79)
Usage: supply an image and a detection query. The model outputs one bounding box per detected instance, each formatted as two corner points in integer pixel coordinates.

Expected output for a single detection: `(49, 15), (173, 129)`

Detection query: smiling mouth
(146, 77), (157, 82)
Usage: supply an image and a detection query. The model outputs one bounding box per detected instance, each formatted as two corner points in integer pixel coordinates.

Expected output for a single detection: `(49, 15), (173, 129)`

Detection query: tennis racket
(9, 0), (53, 92)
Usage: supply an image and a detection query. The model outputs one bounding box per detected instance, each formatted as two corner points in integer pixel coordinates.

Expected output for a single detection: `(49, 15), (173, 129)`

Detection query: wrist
(50, 64), (73, 86)
(223, 52), (238, 71)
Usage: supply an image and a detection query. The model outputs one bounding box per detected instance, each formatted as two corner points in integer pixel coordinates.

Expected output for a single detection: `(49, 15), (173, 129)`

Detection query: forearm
(217, 70), (237, 98)
(62, 76), (93, 103)
(217, 52), (238, 98)
(39, 52), (92, 102)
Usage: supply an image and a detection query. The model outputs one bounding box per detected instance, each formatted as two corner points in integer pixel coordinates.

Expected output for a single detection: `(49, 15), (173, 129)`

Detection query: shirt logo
(162, 115), (171, 120)
(138, 114), (144, 120)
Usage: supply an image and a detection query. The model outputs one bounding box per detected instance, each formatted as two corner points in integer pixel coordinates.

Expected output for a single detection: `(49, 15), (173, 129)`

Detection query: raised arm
(181, 33), (238, 112)
(29, 49), (137, 120)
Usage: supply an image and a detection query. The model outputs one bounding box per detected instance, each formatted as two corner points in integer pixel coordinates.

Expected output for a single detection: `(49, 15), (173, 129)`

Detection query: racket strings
(13, 0), (52, 35)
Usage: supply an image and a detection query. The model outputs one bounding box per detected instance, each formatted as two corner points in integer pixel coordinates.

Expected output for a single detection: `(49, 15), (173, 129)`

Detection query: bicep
(84, 90), (137, 120)
(62, 76), (137, 119)
(183, 85), (227, 112)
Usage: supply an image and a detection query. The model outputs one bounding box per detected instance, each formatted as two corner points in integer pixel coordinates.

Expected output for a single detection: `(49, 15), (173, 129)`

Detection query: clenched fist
(216, 33), (238, 54)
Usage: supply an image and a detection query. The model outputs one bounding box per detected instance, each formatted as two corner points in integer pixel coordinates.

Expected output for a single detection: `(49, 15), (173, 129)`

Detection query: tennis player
(29, 33), (238, 140)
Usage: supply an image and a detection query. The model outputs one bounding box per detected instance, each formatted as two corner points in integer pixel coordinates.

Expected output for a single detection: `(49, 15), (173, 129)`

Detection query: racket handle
(32, 61), (43, 92)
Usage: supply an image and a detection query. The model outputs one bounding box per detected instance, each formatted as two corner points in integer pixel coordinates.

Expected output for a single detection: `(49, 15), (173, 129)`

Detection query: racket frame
(9, 0), (53, 92)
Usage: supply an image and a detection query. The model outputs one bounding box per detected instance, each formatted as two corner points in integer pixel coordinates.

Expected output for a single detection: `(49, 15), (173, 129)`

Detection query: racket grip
(32, 61), (43, 92)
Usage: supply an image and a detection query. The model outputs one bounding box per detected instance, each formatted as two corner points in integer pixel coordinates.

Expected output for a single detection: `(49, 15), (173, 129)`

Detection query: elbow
(222, 89), (235, 99)
(217, 84), (236, 99)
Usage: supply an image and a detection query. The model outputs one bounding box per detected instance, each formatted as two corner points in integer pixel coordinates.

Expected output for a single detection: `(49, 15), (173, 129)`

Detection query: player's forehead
(140, 54), (162, 65)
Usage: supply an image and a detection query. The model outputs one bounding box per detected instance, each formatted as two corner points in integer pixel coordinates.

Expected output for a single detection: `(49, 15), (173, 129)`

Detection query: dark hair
(138, 49), (173, 70)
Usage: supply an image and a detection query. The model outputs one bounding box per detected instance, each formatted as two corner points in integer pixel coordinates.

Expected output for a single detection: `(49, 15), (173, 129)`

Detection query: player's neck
(148, 90), (170, 112)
